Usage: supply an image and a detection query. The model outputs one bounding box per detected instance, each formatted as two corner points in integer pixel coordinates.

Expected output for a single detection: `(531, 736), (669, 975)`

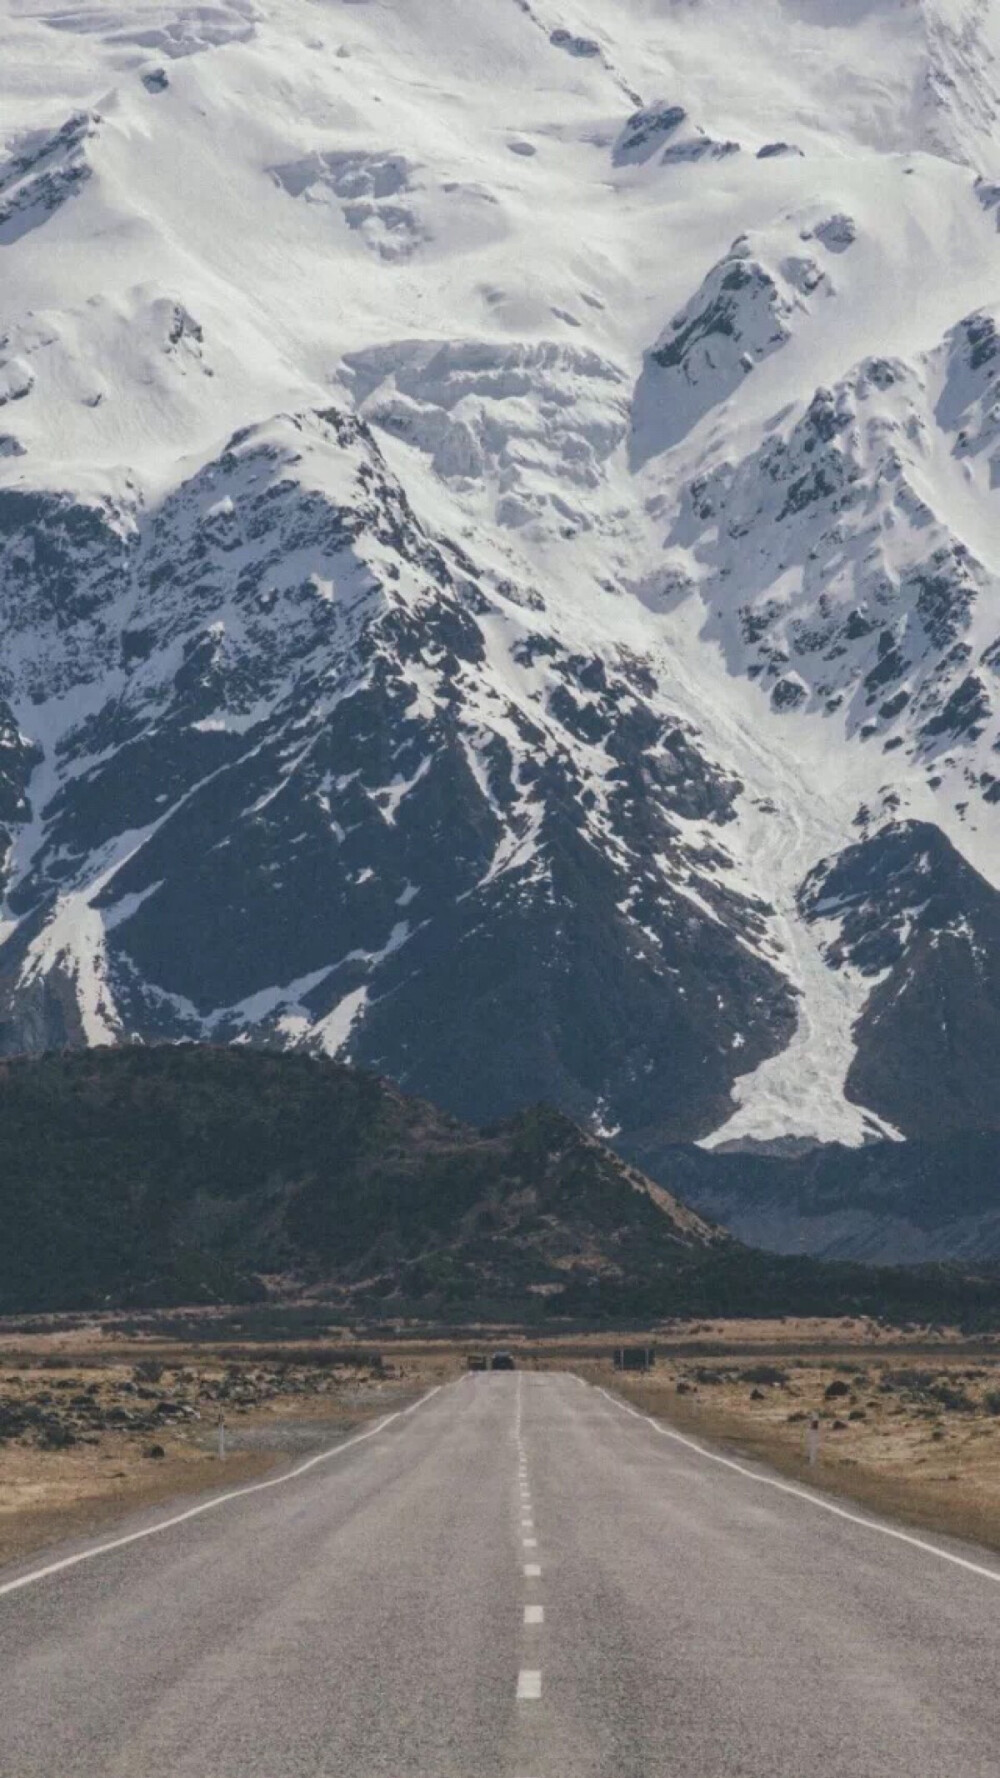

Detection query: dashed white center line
(513, 1379), (544, 1742)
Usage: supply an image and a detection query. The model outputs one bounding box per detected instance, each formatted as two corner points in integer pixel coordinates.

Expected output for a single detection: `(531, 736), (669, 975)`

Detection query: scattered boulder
(662, 137), (739, 165)
(38, 1421), (76, 1449)
(739, 1364), (788, 1386)
(771, 674), (808, 713)
(549, 28), (600, 57)
(813, 212), (856, 253)
(614, 103), (687, 166)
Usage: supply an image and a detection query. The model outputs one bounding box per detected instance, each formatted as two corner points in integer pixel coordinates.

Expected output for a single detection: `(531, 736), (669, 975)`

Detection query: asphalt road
(2, 1372), (1000, 1777)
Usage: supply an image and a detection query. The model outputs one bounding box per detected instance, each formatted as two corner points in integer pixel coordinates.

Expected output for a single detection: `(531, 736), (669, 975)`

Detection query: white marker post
(218, 1411), (226, 1461)
(807, 1415), (820, 1468)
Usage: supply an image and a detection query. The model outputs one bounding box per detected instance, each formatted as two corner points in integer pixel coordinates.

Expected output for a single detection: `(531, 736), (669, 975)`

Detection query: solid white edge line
(595, 1384), (1000, 1586)
(0, 1386), (443, 1600)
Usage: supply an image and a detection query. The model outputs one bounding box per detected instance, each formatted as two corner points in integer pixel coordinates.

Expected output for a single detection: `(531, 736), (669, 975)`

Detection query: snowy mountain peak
(0, 0), (998, 1161)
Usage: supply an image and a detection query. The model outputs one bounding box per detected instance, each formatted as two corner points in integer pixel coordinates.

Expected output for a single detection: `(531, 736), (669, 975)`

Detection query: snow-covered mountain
(1, 0), (998, 1160)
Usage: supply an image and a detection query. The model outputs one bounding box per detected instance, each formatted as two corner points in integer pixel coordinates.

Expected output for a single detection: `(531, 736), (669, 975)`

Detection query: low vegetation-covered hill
(0, 1044), (715, 1312)
(2, 1046), (1000, 1326)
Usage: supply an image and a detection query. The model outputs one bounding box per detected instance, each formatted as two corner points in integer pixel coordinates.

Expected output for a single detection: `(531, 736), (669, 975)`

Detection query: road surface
(2, 1371), (999, 1776)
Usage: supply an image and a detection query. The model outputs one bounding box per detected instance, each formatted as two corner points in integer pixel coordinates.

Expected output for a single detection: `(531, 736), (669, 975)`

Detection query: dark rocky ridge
(0, 111), (96, 245)
(0, 404), (795, 1146)
(799, 821), (1000, 1138)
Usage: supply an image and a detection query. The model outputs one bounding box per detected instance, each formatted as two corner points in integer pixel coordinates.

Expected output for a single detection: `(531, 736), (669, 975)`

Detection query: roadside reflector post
(807, 1415), (820, 1467)
(218, 1411), (226, 1461)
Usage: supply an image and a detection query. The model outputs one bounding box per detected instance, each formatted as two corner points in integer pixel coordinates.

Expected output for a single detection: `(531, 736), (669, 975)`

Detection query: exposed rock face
(633, 230), (829, 458)
(0, 112), (97, 244)
(800, 822), (1000, 1138)
(673, 329), (1000, 787)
